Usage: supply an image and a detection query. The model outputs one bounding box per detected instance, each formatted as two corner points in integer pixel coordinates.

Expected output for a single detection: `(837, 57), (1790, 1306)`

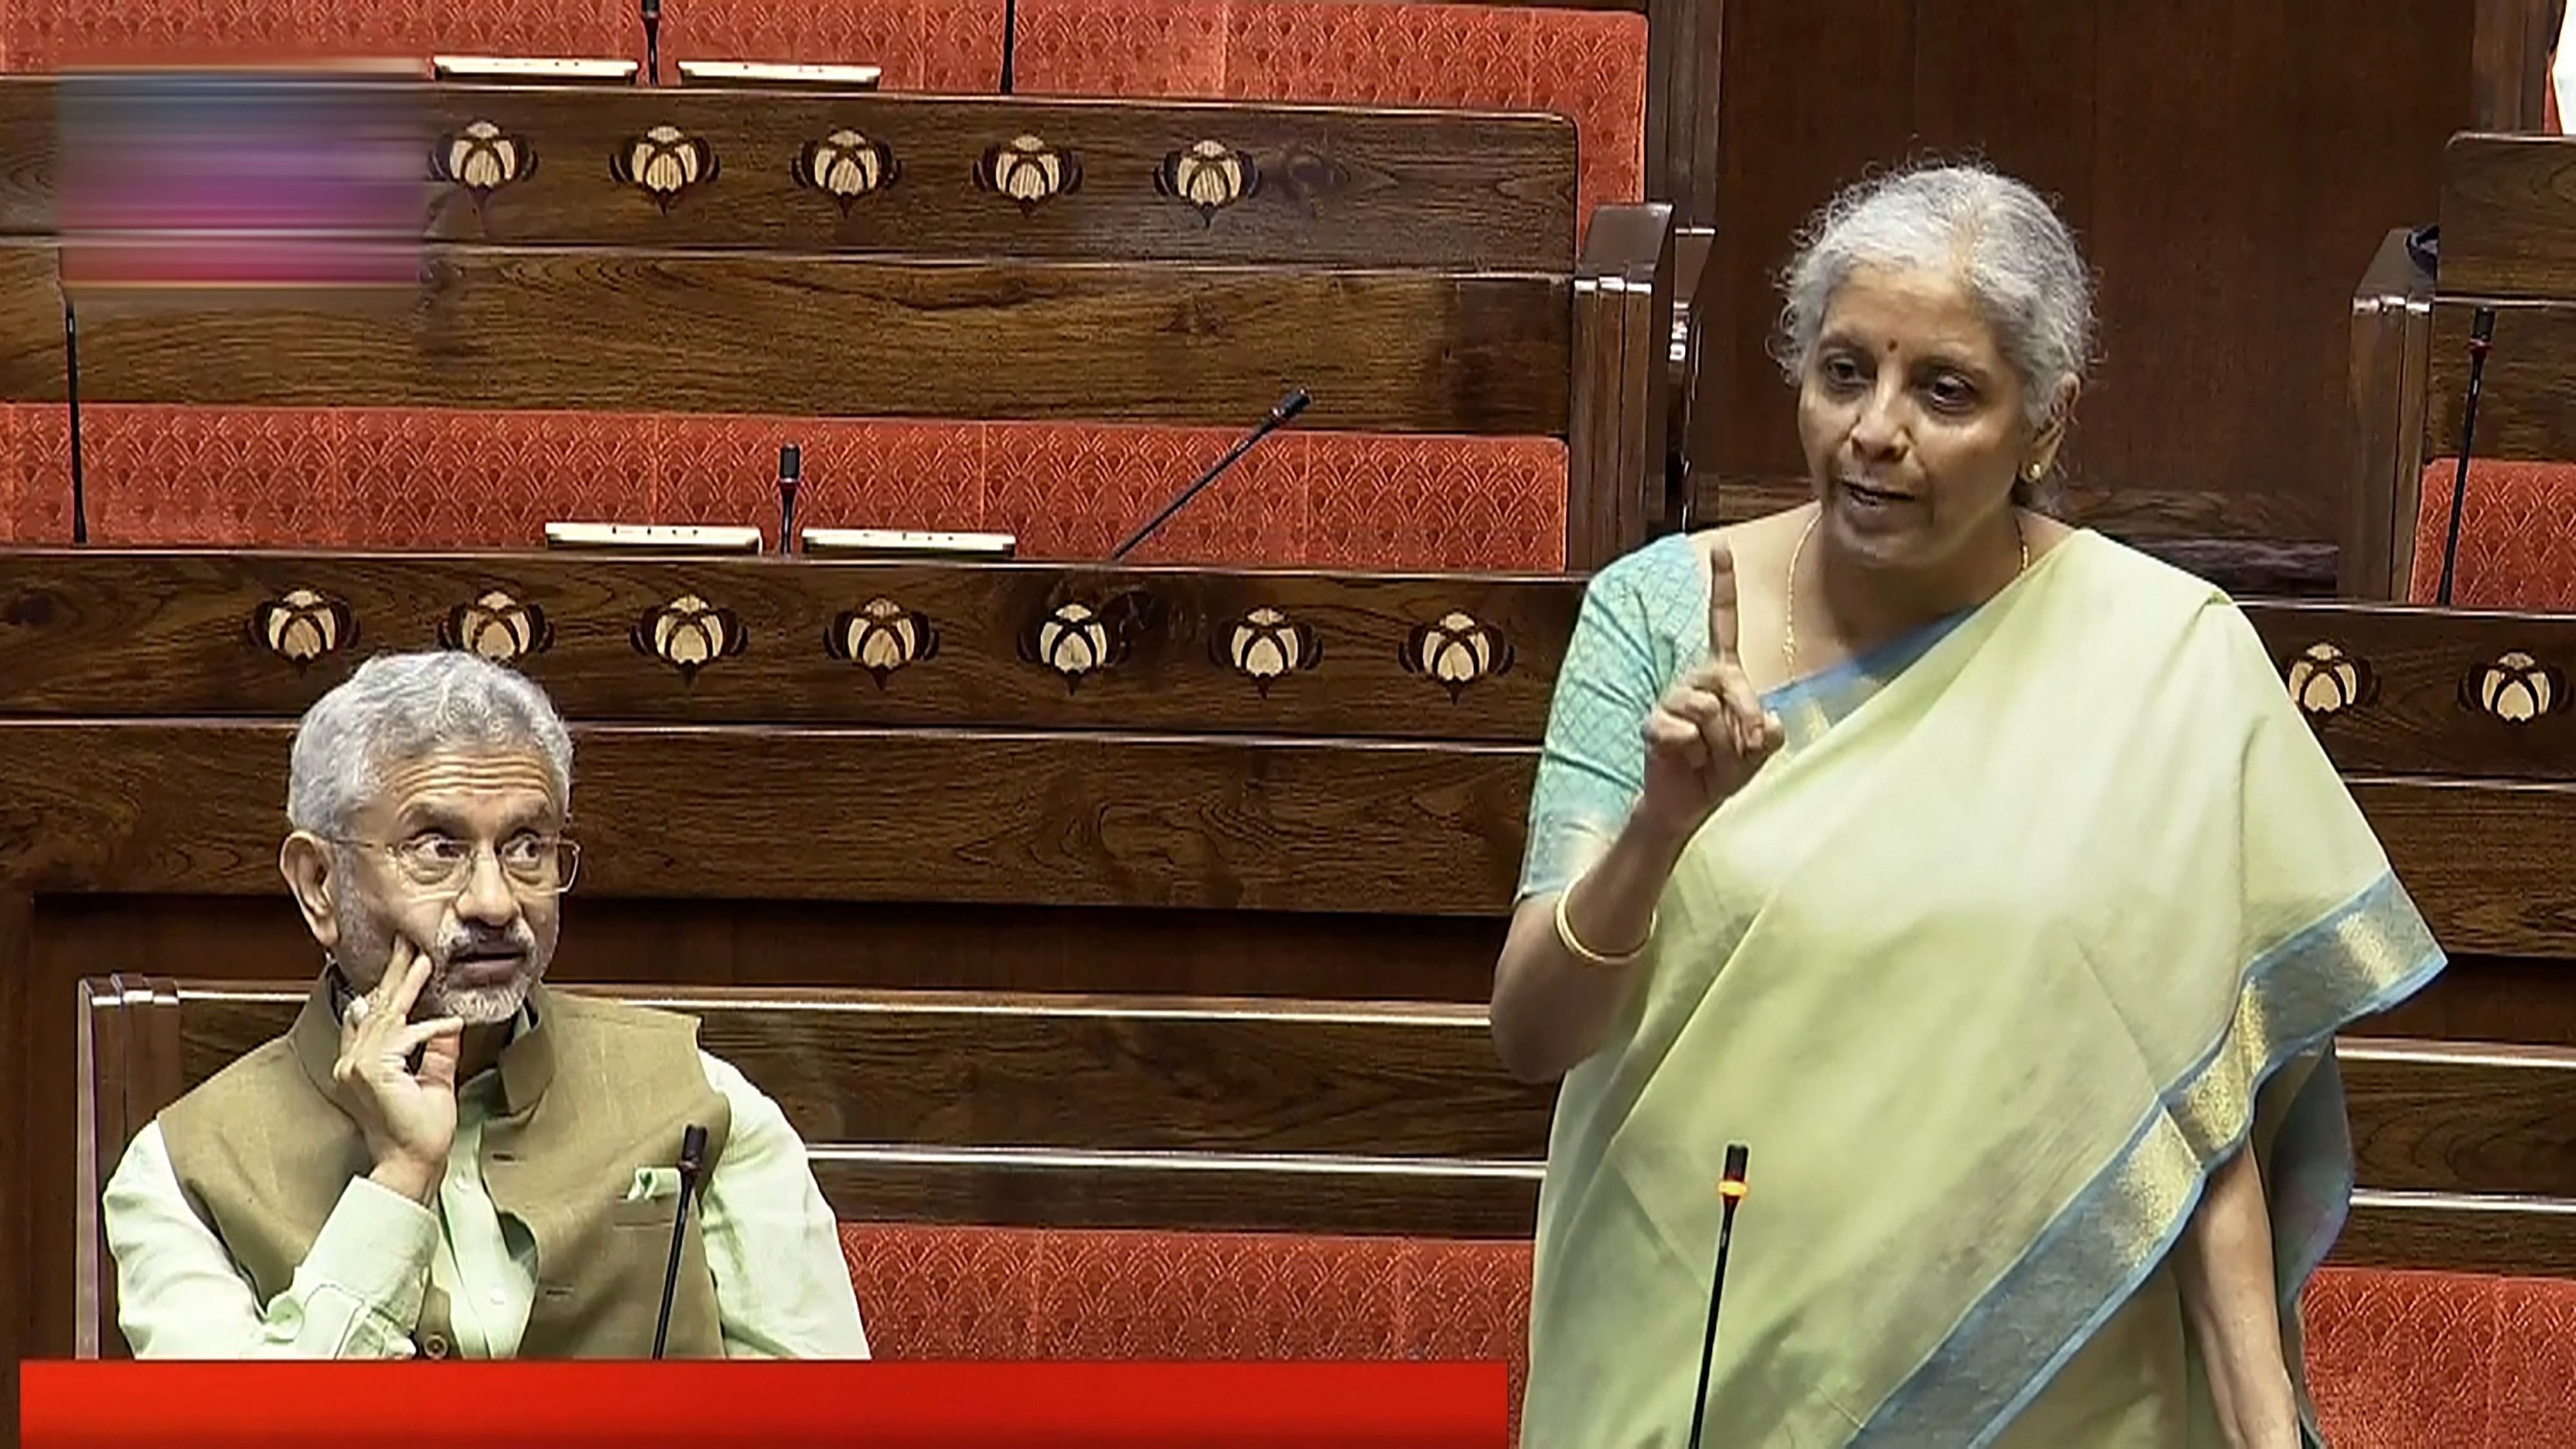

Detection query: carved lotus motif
(827, 597), (939, 687)
(433, 120), (534, 200)
(439, 590), (552, 665)
(632, 593), (745, 678)
(796, 130), (897, 211)
(613, 126), (718, 209)
(976, 135), (1081, 211)
(1217, 606), (1318, 694)
(1024, 601), (1115, 687)
(1403, 611), (1512, 700)
(2465, 650), (2565, 724)
(250, 588), (355, 668)
(2283, 641), (2374, 718)
(1156, 140), (1258, 218)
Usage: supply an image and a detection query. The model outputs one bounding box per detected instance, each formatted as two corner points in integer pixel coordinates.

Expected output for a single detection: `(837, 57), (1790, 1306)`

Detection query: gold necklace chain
(1782, 509), (2028, 676)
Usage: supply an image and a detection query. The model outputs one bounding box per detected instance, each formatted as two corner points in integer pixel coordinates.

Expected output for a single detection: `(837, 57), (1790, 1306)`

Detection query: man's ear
(280, 832), (342, 952)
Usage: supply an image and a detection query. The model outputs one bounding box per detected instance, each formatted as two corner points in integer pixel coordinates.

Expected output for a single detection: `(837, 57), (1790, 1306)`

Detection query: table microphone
(62, 297), (86, 544)
(1685, 1144), (1750, 1449)
(651, 1124), (709, 1359)
(2435, 305), (2497, 606)
(640, 0), (662, 85)
(776, 444), (801, 555)
(1108, 389), (1310, 562)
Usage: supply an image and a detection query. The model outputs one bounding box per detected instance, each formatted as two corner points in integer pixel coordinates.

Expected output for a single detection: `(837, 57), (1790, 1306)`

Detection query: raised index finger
(380, 939), (428, 1021)
(1707, 537), (1742, 666)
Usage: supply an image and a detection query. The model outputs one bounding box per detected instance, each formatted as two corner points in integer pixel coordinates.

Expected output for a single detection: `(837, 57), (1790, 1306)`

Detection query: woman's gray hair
(286, 651), (573, 836)
(1774, 164), (2095, 439)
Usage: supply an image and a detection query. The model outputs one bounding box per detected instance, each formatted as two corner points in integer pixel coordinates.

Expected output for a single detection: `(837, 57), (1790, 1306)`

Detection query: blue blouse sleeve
(1518, 550), (1688, 901)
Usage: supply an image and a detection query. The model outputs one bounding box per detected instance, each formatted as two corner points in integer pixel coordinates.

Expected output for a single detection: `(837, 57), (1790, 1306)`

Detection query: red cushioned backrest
(839, 1222), (1531, 1439)
(2410, 458), (2576, 609)
(840, 1226), (2566, 1448)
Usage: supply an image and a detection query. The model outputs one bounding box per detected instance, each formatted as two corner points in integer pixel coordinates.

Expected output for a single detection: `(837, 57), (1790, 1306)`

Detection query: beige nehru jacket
(104, 979), (867, 1359)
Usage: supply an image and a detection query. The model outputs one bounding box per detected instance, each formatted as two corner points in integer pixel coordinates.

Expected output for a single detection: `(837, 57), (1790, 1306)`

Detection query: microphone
(651, 1123), (709, 1359)
(640, 0), (662, 85)
(1108, 389), (1310, 562)
(2435, 305), (2497, 606)
(62, 298), (86, 544)
(775, 444), (801, 555)
(1685, 1144), (1749, 1449)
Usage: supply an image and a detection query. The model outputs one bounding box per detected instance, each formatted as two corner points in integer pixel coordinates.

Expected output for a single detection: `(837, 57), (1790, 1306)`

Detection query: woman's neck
(1812, 509), (2028, 657)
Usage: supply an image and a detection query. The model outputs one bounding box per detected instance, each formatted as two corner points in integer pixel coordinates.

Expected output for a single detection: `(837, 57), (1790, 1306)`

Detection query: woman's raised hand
(1634, 539), (1784, 843)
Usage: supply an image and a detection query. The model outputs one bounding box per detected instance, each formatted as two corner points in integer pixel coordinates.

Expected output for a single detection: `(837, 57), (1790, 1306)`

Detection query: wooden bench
(0, 77), (1693, 570)
(75, 978), (2576, 1358)
(2347, 131), (2576, 604)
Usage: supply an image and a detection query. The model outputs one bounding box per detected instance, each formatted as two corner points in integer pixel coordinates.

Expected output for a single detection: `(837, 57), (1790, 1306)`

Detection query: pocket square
(625, 1166), (682, 1202)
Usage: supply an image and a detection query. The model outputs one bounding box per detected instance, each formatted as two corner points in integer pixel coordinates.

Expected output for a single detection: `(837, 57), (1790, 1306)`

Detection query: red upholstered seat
(0, 403), (1570, 567)
(0, 1), (1621, 565)
(838, 1222), (2576, 1447)
(2409, 458), (2576, 609)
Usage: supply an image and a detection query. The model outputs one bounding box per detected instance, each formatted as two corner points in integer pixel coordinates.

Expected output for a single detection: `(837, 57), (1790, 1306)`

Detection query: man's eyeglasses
(326, 833), (581, 896)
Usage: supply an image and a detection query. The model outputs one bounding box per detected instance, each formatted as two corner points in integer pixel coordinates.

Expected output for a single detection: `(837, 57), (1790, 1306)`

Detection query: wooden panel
(812, 1152), (1539, 1238)
(30, 895), (1510, 1003)
(2335, 1189), (2576, 1276)
(1697, 0), (2474, 548)
(1694, 0), (1915, 495)
(0, 553), (1579, 740)
(0, 81), (1581, 272)
(2341, 1039), (2576, 1197)
(0, 724), (1535, 916)
(0, 892), (27, 1412)
(2424, 300), (2576, 463)
(2353, 776), (2576, 957)
(2470, 0), (2567, 131)
(2436, 134), (2576, 298)
(0, 244), (1573, 436)
(2363, 954), (2576, 1046)
(2249, 601), (2576, 780)
(172, 989), (1555, 1158)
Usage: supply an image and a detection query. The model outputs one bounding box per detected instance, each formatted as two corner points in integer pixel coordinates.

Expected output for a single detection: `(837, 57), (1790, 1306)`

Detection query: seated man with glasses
(101, 651), (869, 1360)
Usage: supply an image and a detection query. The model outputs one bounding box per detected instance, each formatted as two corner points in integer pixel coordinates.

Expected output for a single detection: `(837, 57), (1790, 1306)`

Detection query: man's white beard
(426, 972), (536, 1026)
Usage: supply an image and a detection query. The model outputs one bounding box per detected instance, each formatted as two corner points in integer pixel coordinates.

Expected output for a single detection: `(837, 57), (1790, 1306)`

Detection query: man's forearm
(2175, 1147), (2300, 1449)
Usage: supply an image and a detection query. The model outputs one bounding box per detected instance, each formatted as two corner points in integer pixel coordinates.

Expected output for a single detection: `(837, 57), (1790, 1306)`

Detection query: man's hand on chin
(332, 939), (466, 1207)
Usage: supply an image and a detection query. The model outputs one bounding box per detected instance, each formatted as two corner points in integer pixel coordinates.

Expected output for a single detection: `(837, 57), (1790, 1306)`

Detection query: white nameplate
(432, 55), (640, 84)
(544, 522), (764, 553)
(677, 60), (883, 89)
(801, 528), (1017, 559)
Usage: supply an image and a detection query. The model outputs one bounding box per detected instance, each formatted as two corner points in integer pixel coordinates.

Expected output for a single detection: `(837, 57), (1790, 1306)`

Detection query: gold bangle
(1555, 880), (1655, 967)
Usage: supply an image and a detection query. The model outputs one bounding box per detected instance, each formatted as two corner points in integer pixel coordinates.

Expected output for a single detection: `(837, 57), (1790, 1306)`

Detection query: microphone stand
(1110, 389), (1309, 561)
(998, 0), (1017, 93)
(2435, 306), (2497, 606)
(651, 1124), (709, 1358)
(776, 444), (801, 555)
(63, 297), (86, 544)
(1686, 1144), (1749, 1449)
(640, 0), (662, 86)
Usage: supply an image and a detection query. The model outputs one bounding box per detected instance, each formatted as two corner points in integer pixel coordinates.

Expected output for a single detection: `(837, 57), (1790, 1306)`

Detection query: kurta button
(422, 1333), (451, 1359)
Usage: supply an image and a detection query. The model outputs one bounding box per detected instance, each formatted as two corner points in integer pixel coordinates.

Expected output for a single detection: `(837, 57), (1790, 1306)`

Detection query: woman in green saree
(1494, 166), (2444, 1448)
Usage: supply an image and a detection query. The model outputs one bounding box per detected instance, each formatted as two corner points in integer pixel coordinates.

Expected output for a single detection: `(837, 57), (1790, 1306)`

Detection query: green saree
(1517, 530), (2443, 1448)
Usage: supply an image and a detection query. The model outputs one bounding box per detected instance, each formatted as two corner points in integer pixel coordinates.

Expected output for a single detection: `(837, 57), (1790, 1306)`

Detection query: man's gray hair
(1774, 163), (2095, 431)
(286, 651), (573, 835)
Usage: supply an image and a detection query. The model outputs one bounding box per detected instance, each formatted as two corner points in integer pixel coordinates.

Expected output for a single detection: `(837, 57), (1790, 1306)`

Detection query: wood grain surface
(0, 723), (1537, 914)
(0, 243), (1573, 435)
(2424, 298), (2576, 464)
(0, 553), (1577, 739)
(2434, 133), (2576, 300)
(0, 81), (1580, 271)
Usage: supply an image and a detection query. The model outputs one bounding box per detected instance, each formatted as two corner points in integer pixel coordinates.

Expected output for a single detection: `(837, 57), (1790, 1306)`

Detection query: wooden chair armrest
(1568, 202), (1678, 571)
(2345, 226), (2438, 600)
